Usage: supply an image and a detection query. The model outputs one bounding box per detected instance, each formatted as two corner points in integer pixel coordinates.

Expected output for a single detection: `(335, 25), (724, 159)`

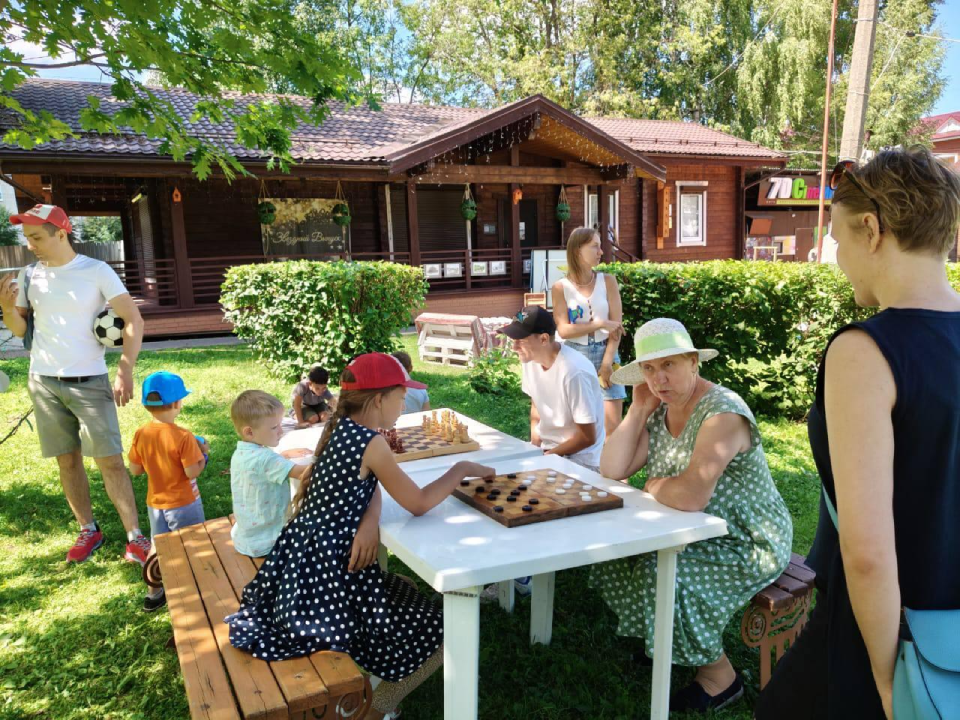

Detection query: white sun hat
(610, 318), (718, 386)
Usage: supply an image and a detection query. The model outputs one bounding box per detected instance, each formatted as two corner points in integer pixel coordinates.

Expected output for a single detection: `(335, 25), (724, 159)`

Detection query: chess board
(452, 468), (623, 528)
(390, 426), (481, 462)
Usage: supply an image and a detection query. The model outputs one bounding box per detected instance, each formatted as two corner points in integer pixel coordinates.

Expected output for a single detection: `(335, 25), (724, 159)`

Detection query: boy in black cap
(501, 306), (606, 471)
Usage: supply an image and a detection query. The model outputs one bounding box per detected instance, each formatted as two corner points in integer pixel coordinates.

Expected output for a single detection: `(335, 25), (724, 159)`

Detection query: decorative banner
(260, 198), (347, 256)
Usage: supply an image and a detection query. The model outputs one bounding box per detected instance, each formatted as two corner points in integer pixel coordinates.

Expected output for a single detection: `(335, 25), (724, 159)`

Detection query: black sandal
(669, 673), (744, 713)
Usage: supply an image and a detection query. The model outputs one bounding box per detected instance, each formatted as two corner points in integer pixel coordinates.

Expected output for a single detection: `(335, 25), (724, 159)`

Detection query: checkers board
(452, 468), (623, 528)
(388, 426), (481, 463)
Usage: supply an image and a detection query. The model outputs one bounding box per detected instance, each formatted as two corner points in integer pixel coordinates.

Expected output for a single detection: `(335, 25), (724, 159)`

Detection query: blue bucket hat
(142, 371), (191, 406)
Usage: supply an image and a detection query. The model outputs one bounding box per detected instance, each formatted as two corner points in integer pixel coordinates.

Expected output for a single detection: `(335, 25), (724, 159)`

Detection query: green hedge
(221, 260), (427, 382)
(604, 261), (960, 418)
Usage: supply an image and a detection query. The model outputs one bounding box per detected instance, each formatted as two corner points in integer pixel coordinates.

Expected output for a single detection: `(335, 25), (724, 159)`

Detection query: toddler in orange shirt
(128, 371), (208, 612)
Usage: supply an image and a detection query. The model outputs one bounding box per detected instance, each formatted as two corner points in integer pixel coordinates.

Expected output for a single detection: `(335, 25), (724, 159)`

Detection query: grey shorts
(147, 497), (205, 539)
(27, 373), (123, 459)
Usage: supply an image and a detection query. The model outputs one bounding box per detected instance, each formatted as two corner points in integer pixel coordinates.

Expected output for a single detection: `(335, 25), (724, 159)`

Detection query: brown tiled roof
(1, 78), (782, 164)
(589, 117), (785, 160)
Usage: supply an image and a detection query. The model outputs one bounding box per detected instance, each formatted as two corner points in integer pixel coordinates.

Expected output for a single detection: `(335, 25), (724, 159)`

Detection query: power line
(854, 18), (960, 44)
(704, 4), (787, 87)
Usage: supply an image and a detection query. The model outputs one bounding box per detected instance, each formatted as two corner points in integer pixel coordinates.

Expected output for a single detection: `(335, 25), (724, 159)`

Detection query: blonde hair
(290, 368), (403, 517)
(230, 390), (284, 434)
(566, 226), (600, 283)
(833, 146), (960, 257)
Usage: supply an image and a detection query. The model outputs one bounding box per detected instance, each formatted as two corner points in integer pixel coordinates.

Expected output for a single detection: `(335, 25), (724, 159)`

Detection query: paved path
(0, 330), (245, 359)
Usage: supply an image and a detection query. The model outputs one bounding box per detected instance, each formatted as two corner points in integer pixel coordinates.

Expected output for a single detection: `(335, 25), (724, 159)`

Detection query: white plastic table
(277, 407), (543, 471)
(379, 453), (728, 720)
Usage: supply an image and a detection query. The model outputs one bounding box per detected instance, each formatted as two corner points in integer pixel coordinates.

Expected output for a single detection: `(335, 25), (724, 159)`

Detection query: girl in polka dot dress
(227, 353), (494, 719)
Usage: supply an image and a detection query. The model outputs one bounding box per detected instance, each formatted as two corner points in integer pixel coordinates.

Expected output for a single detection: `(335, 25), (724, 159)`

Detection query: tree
(398, 0), (946, 164)
(77, 216), (122, 244)
(735, 0), (944, 163)
(1, 1), (366, 180)
(0, 208), (21, 246)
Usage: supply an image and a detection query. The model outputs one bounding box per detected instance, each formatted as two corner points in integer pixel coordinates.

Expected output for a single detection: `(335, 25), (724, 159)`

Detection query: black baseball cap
(501, 306), (557, 339)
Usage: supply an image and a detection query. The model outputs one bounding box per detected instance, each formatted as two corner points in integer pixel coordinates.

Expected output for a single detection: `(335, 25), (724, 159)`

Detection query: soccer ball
(94, 309), (125, 347)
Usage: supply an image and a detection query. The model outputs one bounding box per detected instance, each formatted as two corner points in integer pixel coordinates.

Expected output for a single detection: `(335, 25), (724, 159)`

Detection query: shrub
(0, 208), (21, 246)
(603, 261), (876, 418)
(467, 346), (522, 396)
(221, 260), (427, 382)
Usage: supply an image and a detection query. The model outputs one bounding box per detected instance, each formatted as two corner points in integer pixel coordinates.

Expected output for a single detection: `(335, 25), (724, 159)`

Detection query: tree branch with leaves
(1, 0), (367, 179)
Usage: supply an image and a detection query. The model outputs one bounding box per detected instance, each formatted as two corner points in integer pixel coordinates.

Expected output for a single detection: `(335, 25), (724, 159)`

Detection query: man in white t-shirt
(502, 306), (605, 470)
(0, 204), (149, 565)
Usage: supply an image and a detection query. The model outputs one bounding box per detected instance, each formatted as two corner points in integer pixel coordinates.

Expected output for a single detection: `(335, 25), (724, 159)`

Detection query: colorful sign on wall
(758, 176), (834, 207)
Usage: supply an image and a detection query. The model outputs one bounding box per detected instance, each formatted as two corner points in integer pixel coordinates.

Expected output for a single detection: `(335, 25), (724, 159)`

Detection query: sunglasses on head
(829, 160), (884, 233)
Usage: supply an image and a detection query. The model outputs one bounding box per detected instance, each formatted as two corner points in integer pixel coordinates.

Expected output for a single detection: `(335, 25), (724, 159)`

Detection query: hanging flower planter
(332, 202), (352, 227)
(556, 186), (570, 222)
(461, 184), (477, 220)
(258, 200), (277, 225)
(332, 181), (351, 227)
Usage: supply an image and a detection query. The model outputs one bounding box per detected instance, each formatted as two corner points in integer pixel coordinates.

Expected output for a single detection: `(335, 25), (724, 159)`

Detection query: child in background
(392, 351), (430, 414)
(290, 365), (338, 428)
(231, 390), (312, 558)
(227, 353), (494, 720)
(128, 371), (208, 612)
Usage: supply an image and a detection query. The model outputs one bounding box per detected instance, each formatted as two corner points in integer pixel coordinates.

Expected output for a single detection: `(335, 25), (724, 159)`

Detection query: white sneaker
(514, 576), (532, 597)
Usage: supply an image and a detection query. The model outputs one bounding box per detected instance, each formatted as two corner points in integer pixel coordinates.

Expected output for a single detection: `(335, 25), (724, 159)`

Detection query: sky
(16, 5), (960, 117)
(931, 0), (960, 114)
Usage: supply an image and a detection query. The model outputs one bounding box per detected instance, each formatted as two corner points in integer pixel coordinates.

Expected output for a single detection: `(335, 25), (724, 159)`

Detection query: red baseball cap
(10, 204), (72, 233)
(342, 353), (427, 390)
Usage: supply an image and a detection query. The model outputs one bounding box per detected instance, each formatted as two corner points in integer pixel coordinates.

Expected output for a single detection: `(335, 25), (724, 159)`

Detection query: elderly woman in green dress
(591, 318), (793, 714)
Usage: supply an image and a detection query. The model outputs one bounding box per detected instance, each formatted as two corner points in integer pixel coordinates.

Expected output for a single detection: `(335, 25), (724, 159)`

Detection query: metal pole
(815, 0), (840, 263)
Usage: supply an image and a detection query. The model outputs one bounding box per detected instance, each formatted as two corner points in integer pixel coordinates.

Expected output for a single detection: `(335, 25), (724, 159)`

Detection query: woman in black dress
(756, 147), (960, 718)
(227, 353), (494, 719)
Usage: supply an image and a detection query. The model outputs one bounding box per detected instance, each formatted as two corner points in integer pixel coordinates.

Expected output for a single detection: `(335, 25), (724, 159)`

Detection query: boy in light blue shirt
(229, 390), (311, 557)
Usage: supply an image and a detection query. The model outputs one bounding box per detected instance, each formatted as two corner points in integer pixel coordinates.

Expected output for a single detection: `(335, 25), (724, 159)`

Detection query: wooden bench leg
(301, 674), (373, 719)
(741, 591), (813, 690)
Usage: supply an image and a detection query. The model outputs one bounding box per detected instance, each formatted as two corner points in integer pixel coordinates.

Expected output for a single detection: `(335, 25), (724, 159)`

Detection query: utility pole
(815, 0), (840, 263)
(840, 0), (880, 160)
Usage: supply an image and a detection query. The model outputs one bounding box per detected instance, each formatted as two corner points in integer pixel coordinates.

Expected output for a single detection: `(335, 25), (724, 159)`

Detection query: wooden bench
(153, 515), (372, 719)
(740, 553), (816, 689)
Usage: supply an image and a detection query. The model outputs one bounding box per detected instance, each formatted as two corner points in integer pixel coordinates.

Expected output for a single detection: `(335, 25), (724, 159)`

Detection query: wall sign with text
(758, 176), (834, 207)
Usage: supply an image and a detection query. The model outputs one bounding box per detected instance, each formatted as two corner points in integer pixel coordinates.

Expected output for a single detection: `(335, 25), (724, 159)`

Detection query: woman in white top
(551, 227), (625, 434)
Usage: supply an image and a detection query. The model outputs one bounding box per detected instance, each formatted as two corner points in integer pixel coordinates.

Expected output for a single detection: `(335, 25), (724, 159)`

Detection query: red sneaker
(66, 526), (104, 563)
(124, 534), (151, 566)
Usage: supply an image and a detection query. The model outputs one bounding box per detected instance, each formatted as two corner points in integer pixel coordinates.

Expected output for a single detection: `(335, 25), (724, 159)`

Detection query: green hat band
(634, 330), (695, 359)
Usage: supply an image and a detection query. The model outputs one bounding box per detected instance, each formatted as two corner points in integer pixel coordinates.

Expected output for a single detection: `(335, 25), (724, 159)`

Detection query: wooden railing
(419, 248), (517, 291)
(187, 251), (413, 304)
(106, 258), (180, 308)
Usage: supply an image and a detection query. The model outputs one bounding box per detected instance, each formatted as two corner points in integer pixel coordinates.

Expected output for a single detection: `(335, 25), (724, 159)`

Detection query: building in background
(0, 79), (785, 337)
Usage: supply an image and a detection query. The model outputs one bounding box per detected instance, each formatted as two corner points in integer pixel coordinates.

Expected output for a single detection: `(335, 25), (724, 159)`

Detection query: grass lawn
(0, 336), (821, 719)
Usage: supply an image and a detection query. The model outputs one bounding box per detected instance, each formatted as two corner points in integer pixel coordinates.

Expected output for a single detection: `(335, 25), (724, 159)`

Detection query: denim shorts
(565, 338), (627, 401)
(147, 496), (205, 539)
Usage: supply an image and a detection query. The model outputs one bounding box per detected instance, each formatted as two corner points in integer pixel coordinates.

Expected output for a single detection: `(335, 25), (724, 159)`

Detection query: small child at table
(128, 371), (208, 612)
(230, 390), (312, 558)
(289, 365), (337, 428)
(226, 353), (494, 720)
(392, 351), (430, 414)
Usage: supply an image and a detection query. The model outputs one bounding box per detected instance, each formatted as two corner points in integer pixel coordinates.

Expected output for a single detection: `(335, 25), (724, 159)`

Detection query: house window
(676, 181), (708, 247)
(583, 189), (620, 238)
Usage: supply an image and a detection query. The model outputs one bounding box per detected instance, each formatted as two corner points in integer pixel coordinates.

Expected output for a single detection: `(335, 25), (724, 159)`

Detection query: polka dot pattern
(226, 418), (443, 681)
(589, 385), (794, 666)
